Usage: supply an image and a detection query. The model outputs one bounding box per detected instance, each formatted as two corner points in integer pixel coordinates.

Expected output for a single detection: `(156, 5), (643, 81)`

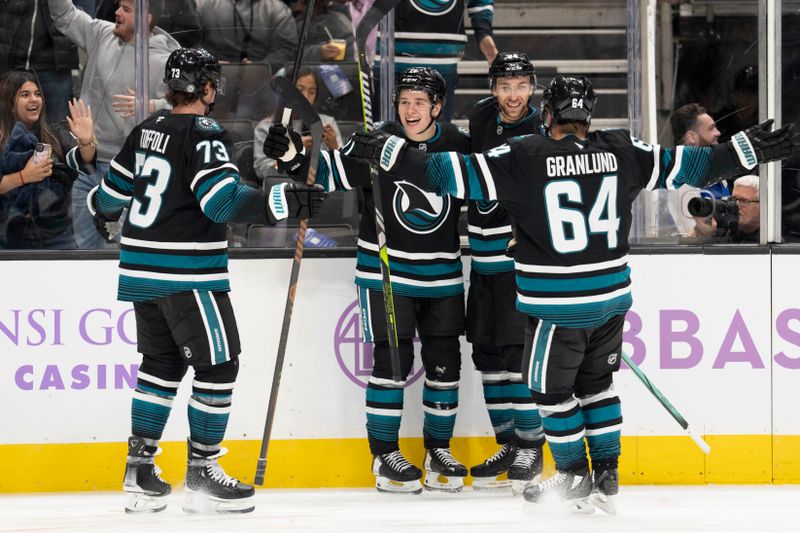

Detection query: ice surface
(0, 486), (797, 533)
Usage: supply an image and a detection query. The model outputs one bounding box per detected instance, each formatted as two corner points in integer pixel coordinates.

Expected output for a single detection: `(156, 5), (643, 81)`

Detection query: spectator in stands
(95, 0), (202, 47)
(293, 0), (355, 63)
(715, 64), (759, 142)
(731, 175), (760, 243)
(0, 70), (96, 249)
(670, 103), (728, 238)
(193, 0), (298, 72)
(0, 0), (86, 125)
(376, 0), (498, 121)
(253, 66), (342, 181)
(48, 0), (179, 249)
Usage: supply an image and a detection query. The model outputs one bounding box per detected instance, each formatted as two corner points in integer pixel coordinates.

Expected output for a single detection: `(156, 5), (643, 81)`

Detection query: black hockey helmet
(164, 48), (222, 95)
(489, 51), (536, 88)
(393, 67), (447, 106)
(541, 75), (597, 124)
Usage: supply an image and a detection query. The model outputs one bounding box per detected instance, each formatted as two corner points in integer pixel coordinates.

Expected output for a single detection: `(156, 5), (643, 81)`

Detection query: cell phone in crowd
(32, 143), (52, 164)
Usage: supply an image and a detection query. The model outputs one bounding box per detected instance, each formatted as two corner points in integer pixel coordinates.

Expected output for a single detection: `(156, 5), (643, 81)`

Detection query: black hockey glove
(341, 130), (408, 173)
(729, 119), (800, 170)
(263, 123), (305, 174)
(286, 182), (327, 219)
(86, 186), (121, 241)
(266, 182), (328, 222)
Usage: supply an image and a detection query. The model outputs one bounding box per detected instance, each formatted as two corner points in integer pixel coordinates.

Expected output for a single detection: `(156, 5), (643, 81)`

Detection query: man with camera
(731, 175), (760, 242)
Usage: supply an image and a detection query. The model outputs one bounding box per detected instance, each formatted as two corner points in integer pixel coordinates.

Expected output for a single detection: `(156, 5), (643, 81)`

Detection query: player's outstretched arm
(639, 120), (799, 191)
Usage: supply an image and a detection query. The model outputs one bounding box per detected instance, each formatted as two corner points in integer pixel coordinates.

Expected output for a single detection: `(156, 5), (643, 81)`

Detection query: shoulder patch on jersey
(457, 125), (471, 138)
(195, 116), (223, 132)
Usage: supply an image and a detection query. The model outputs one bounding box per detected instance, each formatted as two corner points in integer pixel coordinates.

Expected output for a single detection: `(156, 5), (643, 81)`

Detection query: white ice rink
(1, 486), (798, 533)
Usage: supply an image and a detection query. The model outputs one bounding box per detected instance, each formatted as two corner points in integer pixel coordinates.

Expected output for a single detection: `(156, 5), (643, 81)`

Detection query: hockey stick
(253, 78), (322, 486)
(253, 0), (320, 487)
(354, 0), (403, 382)
(622, 352), (711, 454)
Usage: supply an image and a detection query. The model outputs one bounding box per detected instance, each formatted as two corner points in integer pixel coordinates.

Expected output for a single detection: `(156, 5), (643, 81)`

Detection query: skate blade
(375, 477), (423, 495)
(523, 494), (596, 516)
(423, 473), (464, 493)
(124, 492), (167, 513)
(591, 492), (617, 515)
(510, 474), (541, 496)
(471, 476), (512, 491)
(183, 490), (255, 514)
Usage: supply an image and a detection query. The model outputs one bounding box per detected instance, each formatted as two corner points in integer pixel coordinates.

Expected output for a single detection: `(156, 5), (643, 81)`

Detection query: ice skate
(469, 443), (516, 490)
(123, 436), (171, 513)
(508, 446), (543, 495)
(372, 451), (423, 494)
(423, 448), (468, 493)
(522, 466), (594, 514)
(591, 467), (619, 515)
(183, 445), (255, 514)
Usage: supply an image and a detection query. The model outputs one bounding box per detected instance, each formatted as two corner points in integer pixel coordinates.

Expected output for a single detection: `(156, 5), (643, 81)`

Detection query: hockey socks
(479, 371), (516, 444)
(422, 378), (459, 449)
(539, 397), (588, 471)
(578, 386), (622, 465)
(131, 369), (180, 446)
(188, 378), (234, 457)
(508, 374), (544, 446)
(366, 376), (405, 452)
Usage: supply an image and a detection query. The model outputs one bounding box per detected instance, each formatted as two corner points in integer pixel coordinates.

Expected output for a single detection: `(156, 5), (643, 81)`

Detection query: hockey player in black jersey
(90, 48), (325, 514)
(264, 67), (472, 493)
(466, 52), (546, 494)
(341, 74), (799, 513)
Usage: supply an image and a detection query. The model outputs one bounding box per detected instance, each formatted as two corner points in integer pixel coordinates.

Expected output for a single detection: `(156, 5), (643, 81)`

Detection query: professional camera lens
(687, 197), (714, 217)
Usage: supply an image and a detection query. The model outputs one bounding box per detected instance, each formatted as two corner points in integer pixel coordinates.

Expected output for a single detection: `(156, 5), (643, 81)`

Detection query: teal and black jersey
(94, 111), (279, 302)
(466, 97), (542, 275)
(376, 0), (494, 76)
(316, 121), (471, 297)
(401, 128), (746, 327)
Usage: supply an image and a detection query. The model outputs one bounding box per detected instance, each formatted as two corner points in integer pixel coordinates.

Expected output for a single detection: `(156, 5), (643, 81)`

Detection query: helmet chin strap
(200, 91), (215, 116)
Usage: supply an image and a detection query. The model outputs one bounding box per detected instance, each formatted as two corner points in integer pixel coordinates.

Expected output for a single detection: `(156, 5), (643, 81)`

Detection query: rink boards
(1, 252), (799, 492)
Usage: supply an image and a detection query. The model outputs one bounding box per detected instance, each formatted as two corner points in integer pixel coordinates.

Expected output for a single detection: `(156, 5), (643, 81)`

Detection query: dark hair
(165, 88), (200, 107)
(0, 70), (63, 160)
(671, 103), (708, 144)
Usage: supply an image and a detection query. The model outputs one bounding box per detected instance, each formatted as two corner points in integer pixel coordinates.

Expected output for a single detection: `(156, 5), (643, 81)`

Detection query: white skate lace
(153, 464), (167, 483)
(483, 443), (513, 465)
(538, 471), (569, 491)
(205, 461), (239, 488)
(383, 451), (414, 473)
(513, 448), (538, 468)
(432, 448), (461, 467)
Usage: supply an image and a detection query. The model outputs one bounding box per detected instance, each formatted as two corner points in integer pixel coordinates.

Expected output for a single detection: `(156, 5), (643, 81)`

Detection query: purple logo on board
(334, 299), (424, 389)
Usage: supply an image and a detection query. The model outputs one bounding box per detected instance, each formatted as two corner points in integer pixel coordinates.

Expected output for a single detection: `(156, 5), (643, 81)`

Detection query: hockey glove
(341, 130), (408, 173)
(266, 182), (328, 222)
(86, 185), (121, 241)
(729, 119), (800, 170)
(263, 123), (306, 174)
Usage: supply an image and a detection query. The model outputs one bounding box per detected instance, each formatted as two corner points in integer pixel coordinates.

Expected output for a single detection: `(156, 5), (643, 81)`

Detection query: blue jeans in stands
(72, 161), (110, 249)
(35, 70), (73, 126)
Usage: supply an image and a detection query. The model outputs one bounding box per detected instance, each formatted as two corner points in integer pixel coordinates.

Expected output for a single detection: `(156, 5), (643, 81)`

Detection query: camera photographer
(687, 175), (759, 243)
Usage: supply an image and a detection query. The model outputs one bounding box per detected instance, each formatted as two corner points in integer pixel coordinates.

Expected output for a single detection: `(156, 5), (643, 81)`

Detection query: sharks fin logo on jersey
(195, 116), (223, 132)
(393, 180), (451, 234)
(409, 0), (458, 16)
(476, 199), (498, 215)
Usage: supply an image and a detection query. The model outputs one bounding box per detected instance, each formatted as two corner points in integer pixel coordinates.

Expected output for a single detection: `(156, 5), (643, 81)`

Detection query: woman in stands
(0, 70), (96, 249)
(253, 66), (343, 182)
